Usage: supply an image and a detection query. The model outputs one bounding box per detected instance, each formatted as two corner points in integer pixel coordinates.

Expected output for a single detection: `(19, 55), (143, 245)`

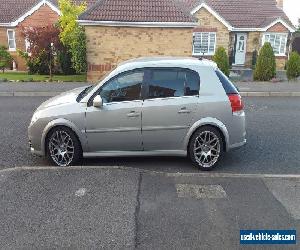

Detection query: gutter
(78, 20), (198, 28)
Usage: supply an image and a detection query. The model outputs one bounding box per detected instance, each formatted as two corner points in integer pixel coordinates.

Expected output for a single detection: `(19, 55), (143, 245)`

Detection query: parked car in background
(28, 57), (246, 170)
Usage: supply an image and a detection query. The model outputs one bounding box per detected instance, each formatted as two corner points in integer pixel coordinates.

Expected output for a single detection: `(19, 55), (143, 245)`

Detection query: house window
(193, 32), (216, 55)
(263, 33), (287, 56)
(7, 29), (16, 51)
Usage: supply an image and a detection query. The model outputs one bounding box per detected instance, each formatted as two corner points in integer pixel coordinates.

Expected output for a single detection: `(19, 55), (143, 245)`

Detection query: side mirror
(93, 95), (103, 108)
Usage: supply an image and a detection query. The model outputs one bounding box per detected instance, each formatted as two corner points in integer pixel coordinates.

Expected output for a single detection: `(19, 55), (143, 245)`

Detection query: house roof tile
(0, 0), (295, 30)
(0, 0), (97, 24)
(80, 0), (294, 30)
(181, 0), (294, 28)
(79, 0), (197, 23)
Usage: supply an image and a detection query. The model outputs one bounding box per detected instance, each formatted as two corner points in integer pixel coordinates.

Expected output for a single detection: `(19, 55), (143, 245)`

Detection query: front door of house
(234, 33), (247, 65)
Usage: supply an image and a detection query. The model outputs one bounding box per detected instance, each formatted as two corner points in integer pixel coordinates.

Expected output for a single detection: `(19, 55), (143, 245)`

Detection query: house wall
(0, 27), (7, 46)
(193, 8), (230, 55)
(85, 7), (231, 82)
(85, 26), (193, 82)
(0, 4), (59, 71)
(245, 32), (261, 68)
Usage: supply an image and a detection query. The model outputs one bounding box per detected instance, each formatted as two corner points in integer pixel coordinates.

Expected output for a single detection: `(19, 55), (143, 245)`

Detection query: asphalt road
(0, 96), (300, 174)
(1, 96), (300, 249)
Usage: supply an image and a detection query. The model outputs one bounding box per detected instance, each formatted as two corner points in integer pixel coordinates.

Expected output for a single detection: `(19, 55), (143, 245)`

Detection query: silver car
(28, 57), (246, 170)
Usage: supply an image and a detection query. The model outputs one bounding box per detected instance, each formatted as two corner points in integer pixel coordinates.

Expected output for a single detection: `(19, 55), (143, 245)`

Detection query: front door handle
(127, 111), (140, 118)
(178, 107), (191, 114)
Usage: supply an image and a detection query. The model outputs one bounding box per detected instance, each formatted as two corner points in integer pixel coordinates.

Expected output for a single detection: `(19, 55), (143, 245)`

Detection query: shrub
(18, 50), (50, 74)
(58, 48), (76, 75)
(252, 50), (258, 69)
(0, 45), (13, 73)
(21, 25), (62, 78)
(59, 0), (87, 73)
(213, 47), (230, 77)
(286, 52), (300, 80)
(254, 42), (276, 81)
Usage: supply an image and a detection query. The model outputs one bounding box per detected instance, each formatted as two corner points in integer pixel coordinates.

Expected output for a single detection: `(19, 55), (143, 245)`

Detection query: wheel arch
(184, 118), (230, 153)
(41, 118), (85, 156)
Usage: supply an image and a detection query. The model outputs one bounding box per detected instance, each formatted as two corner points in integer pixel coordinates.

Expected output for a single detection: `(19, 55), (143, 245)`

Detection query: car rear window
(215, 70), (239, 94)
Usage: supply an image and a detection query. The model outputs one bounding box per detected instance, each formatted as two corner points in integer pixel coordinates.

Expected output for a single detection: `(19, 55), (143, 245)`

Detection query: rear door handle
(127, 111), (140, 118)
(178, 107), (191, 114)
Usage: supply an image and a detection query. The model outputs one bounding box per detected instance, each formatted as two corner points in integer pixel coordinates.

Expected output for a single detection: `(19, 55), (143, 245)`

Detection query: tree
(286, 51), (300, 80)
(0, 46), (13, 73)
(213, 47), (230, 77)
(21, 25), (61, 79)
(59, 0), (87, 73)
(254, 42), (276, 81)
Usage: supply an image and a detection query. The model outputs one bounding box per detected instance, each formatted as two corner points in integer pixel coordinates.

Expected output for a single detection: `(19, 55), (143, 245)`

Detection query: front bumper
(29, 139), (43, 156)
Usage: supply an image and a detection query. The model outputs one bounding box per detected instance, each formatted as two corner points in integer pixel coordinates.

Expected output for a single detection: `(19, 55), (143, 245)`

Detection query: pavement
(1, 81), (300, 97)
(0, 166), (299, 249)
(0, 82), (88, 97)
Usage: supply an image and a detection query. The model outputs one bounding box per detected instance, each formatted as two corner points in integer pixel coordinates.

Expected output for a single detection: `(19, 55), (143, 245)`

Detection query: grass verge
(0, 72), (87, 82)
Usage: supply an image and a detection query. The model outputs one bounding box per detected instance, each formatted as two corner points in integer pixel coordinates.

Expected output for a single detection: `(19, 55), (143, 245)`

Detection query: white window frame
(262, 33), (288, 56)
(192, 32), (216, 56)
(7, 29), (16, 51)
(25, 38), (31, 53)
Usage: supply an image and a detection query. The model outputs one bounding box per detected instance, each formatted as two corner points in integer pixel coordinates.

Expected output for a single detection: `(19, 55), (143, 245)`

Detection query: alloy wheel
(48, 130), (75, 167)
(193, 131), (221, 168)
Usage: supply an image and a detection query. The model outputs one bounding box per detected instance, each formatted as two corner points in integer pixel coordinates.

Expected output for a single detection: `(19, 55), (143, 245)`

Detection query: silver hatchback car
(28, 57), (246, 170)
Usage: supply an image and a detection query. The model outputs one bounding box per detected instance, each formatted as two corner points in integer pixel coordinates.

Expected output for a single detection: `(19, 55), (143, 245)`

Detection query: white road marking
(0, 166), (300, 179)
(176, 184), (227, 199)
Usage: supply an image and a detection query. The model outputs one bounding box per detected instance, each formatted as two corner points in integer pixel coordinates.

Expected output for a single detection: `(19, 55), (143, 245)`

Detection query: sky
(284, 0), (300, 26)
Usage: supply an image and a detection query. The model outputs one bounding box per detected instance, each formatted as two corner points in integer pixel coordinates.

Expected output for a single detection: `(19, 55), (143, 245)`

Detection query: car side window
(185, 70), (200, 96)
(100, 70), (144, 103)
(146, 68), (200, 99)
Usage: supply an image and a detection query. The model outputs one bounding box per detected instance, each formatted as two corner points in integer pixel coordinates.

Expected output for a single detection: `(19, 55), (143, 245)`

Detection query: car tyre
(189, 126), (224, 171)
(46, 126), (82, 167)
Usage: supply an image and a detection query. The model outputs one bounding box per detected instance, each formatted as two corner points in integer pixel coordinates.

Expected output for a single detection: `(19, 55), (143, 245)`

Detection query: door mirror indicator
(93, 95), (103, 108)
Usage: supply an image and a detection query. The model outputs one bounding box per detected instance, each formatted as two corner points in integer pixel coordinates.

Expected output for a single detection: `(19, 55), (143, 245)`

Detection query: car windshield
(76, 85), (94, 102)
(77, 71), (115, 102)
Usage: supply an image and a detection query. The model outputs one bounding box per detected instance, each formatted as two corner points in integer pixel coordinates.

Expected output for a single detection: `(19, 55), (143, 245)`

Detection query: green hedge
(213, 47), (230, 77)
(254, 42), (276, 81)
(286, 52), (300, 80)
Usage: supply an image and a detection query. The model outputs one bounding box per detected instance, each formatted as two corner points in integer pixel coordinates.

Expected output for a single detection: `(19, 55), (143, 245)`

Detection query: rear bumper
(226, 111), (246, 151)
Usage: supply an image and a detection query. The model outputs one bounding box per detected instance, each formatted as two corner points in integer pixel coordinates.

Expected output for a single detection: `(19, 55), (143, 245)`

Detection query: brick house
(0, 0), (95, 71)
(0, 0), (60, 71)
(78, 0), (296, 82)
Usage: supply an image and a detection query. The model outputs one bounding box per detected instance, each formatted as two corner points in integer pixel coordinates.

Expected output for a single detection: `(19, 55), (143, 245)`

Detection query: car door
(85, 69), (144, 152)
(142, 68), (200, 151)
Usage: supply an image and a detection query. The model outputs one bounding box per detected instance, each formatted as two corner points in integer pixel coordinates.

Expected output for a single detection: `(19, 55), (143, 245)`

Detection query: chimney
(276, 0), (284, 9)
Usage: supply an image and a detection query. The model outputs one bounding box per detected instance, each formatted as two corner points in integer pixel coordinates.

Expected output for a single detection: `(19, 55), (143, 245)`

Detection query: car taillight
(228, 94), (244, 113)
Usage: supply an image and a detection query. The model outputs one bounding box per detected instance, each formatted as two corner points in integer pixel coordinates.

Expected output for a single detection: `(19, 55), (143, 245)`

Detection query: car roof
(118, 56), (218, 69)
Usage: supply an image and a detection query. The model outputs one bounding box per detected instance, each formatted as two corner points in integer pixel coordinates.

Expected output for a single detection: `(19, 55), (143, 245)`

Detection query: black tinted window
(147, 68), (199, 99)
(100, 71), (143, 103)
(215, 70), (238, 94)
(185, 70), (200, 96)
